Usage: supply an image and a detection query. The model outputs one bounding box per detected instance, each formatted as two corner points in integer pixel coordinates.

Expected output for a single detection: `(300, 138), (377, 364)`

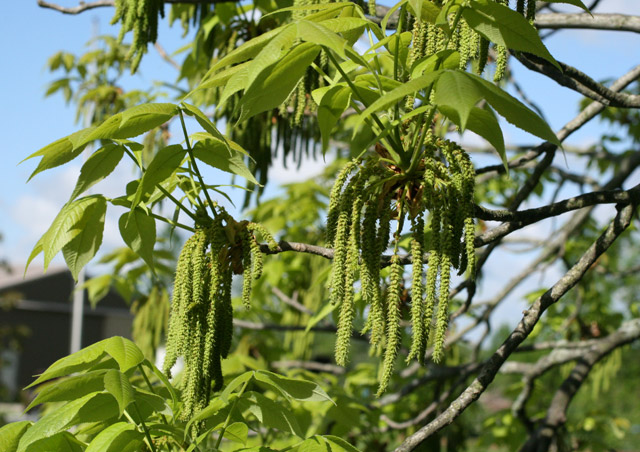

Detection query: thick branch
(519, 318), (640, 452)
(37, 0), (226, 14)
(535, 13), (640, 34)
(394, 194), (638, 451)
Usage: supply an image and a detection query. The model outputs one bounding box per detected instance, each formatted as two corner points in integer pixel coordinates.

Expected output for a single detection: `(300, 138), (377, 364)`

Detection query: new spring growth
(163, 206), (276, 420)
(327, 139), (476, 395)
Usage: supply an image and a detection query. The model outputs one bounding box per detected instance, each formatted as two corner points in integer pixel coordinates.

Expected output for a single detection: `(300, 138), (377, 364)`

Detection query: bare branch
(394, 189), (639, 451)
(37, 0), (113, 14)
(519, 318), (640, 452)
(535, 13), (640, 34)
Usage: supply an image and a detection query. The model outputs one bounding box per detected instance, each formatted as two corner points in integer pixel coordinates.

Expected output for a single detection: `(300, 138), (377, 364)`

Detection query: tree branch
(535, 13), (640, 34)
(394, 190), (639, 452)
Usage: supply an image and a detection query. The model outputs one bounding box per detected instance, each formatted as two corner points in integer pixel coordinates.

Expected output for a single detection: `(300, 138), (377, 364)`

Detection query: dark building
(0, 266), (132, 400)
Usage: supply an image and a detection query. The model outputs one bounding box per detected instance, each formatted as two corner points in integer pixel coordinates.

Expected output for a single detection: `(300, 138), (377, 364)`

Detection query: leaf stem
(179, 109), (218, 220)
(214, 378), (251, 449)
(123, 147), (198, 223)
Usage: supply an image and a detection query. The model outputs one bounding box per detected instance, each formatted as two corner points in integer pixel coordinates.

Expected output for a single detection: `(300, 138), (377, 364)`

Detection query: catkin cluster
(163, 208), (277, 420)
(111, 0), (164, 72)
(406, 0), (519, 82)
(327, 140), (475, 395)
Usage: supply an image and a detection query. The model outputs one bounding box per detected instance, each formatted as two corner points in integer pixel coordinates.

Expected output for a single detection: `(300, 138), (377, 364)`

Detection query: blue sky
(1, 1), (639, 331)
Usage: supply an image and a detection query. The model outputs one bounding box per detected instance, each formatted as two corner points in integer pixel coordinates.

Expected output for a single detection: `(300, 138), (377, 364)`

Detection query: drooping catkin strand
(407, 214), (426, 363)
(216, 265), (234, 360)
(433, 193), (453, 363)
(517, 0), (525, 14)
(458, 21), (472, 70)
(327, 159), (359, 245)
(360, 201), (379, 334)
(494, 44), (508, 82)
(163, 233), (199, 377)
(335, 214), (359, 366)
(422, 200), (441, 354)
(377, 254), (403, 397)
(247, 221), (278, 251)
(453, 148), (476, 277)
(476, 37), (490, 75)
(239, 228), (253, 309)
(368, 192), (394, 355)
(527, 0), (536, 22)
(329, 179), (355, 306)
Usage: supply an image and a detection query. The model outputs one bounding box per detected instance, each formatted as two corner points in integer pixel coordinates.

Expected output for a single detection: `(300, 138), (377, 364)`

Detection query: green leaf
(407, 0), (440, 23)
(119, 208), (156, 272)
(23, 432), (85, 452)
(465, 0), (560, 69)
(25, 370), (107, 412)
(220, 371), (254, 403)
(237, 43), (321, 122)
(305, 302), (337, 333)
(356, 70), (442, 128)
(185, 398), (229, 435)
(82, 274), (113, 307)
(23, 127), (94, 181)
(141, 359), (178, 411)
(70, 144), (125, 201)
(85, 103), (178, 143)
(131, 144), (186, 209)
(193, 138), (258, 185)
(439, 105), (506, 168)
(246, 23), (298, 89)
(463, 71), (561, 146)
(62, 195), (107, 280)
(180, 102), (227, 143)
(36, 195), (105, 271)
(103, 336), (145, 373)
(322, 435), (362, 452)
(297, 20), (347, 57)
(238, 392), (303, 437)
(544, 0), (591, 13)
(85, 422), (143, 452)
(433, 69), (484, 131)
(312, 85), (352, 154)
(17, 392), (118, 452)
(103, 370), (134, 416)
(0, 421), (32, 452)
(27, 337), (143, 388)
(254, 370), (334, 403)
(223, 422), (248, 445)
(298, 437), (328, 452)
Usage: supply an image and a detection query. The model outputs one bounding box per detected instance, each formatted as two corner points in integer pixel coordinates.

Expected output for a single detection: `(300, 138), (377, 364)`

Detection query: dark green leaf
(544, 0), (590, 13)
(70, 144), (125, 201)
(237, 392), (303, 437)
(23, 432), (84, 452)
(119, 208), (156, 272)
(220, 371), (254, 403)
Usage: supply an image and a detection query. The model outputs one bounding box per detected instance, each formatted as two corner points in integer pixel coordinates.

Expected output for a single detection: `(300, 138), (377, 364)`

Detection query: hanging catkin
(163, 207), (277, 420)
(326, 139), (476, 394)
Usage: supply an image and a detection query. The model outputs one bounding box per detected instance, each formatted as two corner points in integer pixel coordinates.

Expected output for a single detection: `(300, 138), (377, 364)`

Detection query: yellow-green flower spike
(407, 215), (426, 363)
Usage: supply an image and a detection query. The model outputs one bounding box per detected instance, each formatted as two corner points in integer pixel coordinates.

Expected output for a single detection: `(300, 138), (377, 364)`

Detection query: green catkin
(494, 44), (507, 82)
(163, 233), (199, 377)
(368, 0), (376, 17)
(527, 0), (536, 22)
(191, 229), (208, 309)
(368, 192), (394, 355)
(433, 192), (453, 363)
(422, 200), (441, 354)
(239, 228), (253, 310)
(216, 265), (234, 360)
(377, 254), (403, 397)
(327, 159), (359, 245)
(329, 181), (355, 306)
(458, 21), (472, 70)
(407, 214), (426, 363)
(453, 148), (476, 277)
(335, 216), (358, 366)
(405, 20), (428, 110)
(477, 37), (490, 75)
(517, 0), (525, 14)
(360, 201), (379, 331)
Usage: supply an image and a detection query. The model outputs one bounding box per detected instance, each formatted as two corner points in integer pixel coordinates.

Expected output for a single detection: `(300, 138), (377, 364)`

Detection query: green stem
(123, 147), (199, 223)
(125, 405), (157, 452)
(325, 49), (404, 155)
(214, 378), (251, 449)
(178, 109), (218, 220)
(150, 212), (196, 233)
